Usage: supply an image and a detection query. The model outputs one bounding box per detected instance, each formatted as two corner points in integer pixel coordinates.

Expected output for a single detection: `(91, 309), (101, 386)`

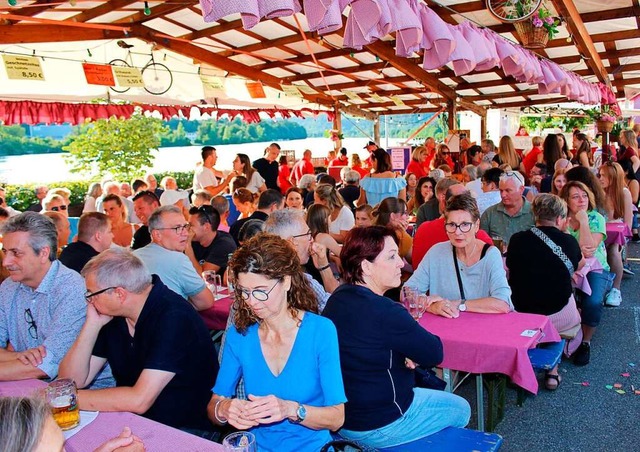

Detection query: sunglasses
(50, 205), (68, 211)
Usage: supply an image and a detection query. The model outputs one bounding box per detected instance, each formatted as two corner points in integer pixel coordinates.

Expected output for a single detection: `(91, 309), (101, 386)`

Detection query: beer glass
(202, 271), (222, 297)
(223, 432), (257, 452)
(46, 379), (80, 430)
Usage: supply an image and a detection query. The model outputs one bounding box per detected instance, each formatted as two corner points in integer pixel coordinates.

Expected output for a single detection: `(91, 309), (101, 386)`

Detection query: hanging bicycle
(108, 41), (173, 95)
(486, 0), (543, 23)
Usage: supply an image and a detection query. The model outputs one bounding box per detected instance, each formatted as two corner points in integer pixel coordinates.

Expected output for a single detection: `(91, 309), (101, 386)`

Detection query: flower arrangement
(530, 6), (560, 39)
(324, 129), (344, 142)
(510, 2), (560, 48)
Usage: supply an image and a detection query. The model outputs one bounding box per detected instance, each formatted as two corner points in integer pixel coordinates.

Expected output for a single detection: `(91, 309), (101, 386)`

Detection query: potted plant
(513, 4), (560, 49)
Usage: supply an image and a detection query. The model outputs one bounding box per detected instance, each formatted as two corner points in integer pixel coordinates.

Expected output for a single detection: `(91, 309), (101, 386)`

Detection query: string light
(87, 49), (92, 57)
(143, 1), (151, 16)
(8, 0), (17, 6)
(70, 0), (77, 6)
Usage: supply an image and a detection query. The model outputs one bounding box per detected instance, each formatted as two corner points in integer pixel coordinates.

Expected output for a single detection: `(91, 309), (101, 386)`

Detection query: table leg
(443, 368), (453, 392)
(476, 374), (485, 431)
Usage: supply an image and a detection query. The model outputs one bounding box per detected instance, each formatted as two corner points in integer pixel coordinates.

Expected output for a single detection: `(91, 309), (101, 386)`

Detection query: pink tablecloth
(419, 311), (560, 394)
(199, 291), (234, 330)
(0, 379), (223, 451)
(605, 222), (631, 246)
(573, 256), (603, 295)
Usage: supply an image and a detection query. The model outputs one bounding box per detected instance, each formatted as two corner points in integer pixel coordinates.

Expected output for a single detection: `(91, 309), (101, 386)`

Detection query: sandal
(545, 373), (562, 391)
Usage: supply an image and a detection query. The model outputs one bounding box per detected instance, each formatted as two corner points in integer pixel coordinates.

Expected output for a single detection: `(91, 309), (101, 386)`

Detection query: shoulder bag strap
(452, 246), (466, 302)
(530, 227), (575, 275)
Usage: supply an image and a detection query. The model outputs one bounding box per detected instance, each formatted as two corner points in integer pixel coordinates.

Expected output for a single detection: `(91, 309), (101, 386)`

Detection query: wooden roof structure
(0, 0), (638, 119)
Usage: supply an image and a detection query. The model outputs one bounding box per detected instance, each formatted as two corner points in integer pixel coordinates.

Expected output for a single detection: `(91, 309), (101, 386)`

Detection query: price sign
(246, 81), (266, 99)
(296, 85), (317, 94)
(343, 90), (361, 101)
(201, 75), (226, 97)
(82, 63), (115, 86)
(390, 95), (406, 106)
(113, 66), (144, 87)
(2, 55), (45, 81)
(370, 93), (386, 102)
(281, 84), (303, 97)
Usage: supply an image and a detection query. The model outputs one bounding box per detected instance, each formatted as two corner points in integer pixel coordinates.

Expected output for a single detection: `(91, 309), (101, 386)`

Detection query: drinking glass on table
(45, 379), (80, 430)
(401, 287), (421, 320)
(203, 271), (222, 297)
(223, 431), (257, 452)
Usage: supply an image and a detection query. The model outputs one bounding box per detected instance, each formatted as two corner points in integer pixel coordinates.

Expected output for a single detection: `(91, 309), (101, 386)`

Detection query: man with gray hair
(480, 170), (534, 244)
(26, 186), (48, 212)
(134, 206), (214, 311)
(339, 170), (361, 211)
(0, 212), (109, 384)
(264, 209), (337, 311)
(210, 195), (230, 232)
(59, 249), (219, 433)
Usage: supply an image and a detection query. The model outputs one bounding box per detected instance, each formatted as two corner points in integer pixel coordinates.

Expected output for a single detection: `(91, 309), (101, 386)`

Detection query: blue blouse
(213, 312), (346, 452)
(360, 176), (407, 206)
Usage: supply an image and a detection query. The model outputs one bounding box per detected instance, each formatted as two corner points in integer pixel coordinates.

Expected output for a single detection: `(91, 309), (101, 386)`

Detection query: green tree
(63, 112), (168, 181)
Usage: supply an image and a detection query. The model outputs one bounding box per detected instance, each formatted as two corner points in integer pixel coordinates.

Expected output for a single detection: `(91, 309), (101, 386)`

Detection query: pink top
(0, 380), (224, 451)
(419, 311), (560, 394)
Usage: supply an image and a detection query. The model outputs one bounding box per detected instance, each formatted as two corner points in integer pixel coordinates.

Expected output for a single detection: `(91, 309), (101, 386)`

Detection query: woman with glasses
(407, 176), (436, 216)
(322, 226), (470, 449)
(358, 149), (407, 208)
(432, 144), (454, 169)
(102, 194), (136, 248)
(598, 162), (633, 307)
(208, 234), (346, 451)
(233, 153), (266, 194)
(560, 181), (611, 366)
(42, 193), (69, 217)
(404, 193), (512, 318)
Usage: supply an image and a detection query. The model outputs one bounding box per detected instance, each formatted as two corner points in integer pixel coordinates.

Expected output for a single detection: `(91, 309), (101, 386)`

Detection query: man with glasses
(185, 205), (237, 275)
(134, 206), (214, 311)
(0, 212), (111, 384)
(480, 170), (534, 245)
(131, 190), (160, 250)
(42, 193), (68, 217)
(59, 249), (219, 435)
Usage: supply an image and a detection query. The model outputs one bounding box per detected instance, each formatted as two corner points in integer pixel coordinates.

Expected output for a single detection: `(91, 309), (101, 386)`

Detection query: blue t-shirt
(214, 312), (346, 452)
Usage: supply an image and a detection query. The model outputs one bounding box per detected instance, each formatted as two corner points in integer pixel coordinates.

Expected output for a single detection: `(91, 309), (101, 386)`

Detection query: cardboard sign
(281, 84), (303, 97)
(112, 66), (144, 87)
(82, 63), (115, 86)
(2, 55), (45, 81)
(343, 90), (361, 101)
(390, 95), (406, 106)
(389, 147), (411, 172)
(200, 75), (225, 97)
(246, 81), (266, 98)
(296, 85), (317, 94)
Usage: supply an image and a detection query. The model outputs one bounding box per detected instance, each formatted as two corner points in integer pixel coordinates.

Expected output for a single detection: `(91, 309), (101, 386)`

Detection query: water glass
(401, 287), (421, 320)
(223, 432), (257, 452)
(202, 271), (222, 297)
(46, 379), (80, 430)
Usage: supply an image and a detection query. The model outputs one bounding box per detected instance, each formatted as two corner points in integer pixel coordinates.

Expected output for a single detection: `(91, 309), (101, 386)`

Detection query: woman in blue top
(323, 226), (470, 449)
(560, 181), (612, 366)
(208, 233), (346, 451)
(358, 148), (407, 207)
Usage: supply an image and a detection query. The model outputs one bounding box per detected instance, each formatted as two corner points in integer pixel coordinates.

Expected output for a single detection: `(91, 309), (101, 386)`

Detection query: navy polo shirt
(93, 275), (218, 430)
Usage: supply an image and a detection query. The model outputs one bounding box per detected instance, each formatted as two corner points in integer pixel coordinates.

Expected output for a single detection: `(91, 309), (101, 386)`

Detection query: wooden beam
(551, 0), (610, 85)
(113, 1), (187, 24)
(285, 62), (388, 83)
(69, 0), (138, 23)
(3, 0), (58, 25)
(0, 24), (115, 44)
(255, 48), (353, 71)
(339, 104), (378, 121)
(181, 18), (246, 41)
(131, 24), (335, 107)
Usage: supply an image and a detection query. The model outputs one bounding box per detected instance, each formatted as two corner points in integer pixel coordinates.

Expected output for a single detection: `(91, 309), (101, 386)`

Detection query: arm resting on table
(0, 359), (47, 381)
(189, 287), (215, 311)
(465, 297), (511, 314)
(78, 369), (175, 414)
(59, 322), (107, 388)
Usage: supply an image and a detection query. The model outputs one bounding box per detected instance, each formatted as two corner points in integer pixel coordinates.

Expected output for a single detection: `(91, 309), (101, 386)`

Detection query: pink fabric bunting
(304, 0), (347, 35)
(448, 24), (476, 76)
(259, 0), (302, 20)
(460, 23), (494, 72)
(388, 0), (423, 57)
(419, 4), (456, 70)
(199, 0), (260, 28)
(475, 27), (500, 72)
(495, 38), (521, 78)
(343, 0), (382, 49)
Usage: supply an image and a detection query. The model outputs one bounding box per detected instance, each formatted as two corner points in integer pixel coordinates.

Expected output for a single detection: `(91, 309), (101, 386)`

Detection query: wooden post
(373, 115), (381, 145)
(602, 131), (610, 161)
(333, 104), (342, 151)
(448, 101), (457, 130)
(480, 114), (487, 140)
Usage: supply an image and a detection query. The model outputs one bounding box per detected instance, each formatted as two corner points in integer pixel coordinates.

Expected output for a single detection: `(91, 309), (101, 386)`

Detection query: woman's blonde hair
(621, 130), (638, 150)
(498, 136), (520, 169)
(314, 183), (345, 210)
(599, 161), (626, 220)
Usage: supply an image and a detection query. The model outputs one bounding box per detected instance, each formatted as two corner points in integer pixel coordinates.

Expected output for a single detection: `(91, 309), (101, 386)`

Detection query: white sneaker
(605, 288), (622, 307)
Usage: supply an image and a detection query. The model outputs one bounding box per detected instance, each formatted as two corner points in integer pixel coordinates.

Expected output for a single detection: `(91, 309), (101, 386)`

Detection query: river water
(0, 137), (408, 185)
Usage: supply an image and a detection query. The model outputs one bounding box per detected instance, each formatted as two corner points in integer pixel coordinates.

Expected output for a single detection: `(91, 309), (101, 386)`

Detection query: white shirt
(193, 166), (218, 191)
(329, 206), (355, 235)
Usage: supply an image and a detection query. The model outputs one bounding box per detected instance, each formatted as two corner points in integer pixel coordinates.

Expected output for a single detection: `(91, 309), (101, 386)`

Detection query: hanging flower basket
(596, 120), (614, 133)
(513, 21), (549, 49)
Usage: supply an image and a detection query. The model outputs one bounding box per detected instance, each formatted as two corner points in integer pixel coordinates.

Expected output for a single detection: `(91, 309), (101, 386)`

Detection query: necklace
(458, 240), (478, 266)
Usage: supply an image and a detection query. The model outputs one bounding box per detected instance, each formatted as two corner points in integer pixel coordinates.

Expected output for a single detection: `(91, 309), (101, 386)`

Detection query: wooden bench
(329, 427), (503, 451)
(517, 339), (566, 406)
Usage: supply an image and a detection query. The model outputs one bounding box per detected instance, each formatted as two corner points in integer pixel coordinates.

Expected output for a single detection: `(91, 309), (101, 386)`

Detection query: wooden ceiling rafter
(69, 0), (139, 24)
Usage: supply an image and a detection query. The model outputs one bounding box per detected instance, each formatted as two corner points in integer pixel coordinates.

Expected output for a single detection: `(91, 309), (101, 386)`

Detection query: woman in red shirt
(405, 146), (429, 178)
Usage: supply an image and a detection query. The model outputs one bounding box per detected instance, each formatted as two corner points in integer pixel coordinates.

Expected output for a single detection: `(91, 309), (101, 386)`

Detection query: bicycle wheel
(487, 0), (542, 23)
(142, 62), (173, 95)
(108, 59), (132, 93)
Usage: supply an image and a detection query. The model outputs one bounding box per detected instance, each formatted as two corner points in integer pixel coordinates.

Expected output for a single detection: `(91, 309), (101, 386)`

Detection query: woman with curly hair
(208, 234), (346, 451)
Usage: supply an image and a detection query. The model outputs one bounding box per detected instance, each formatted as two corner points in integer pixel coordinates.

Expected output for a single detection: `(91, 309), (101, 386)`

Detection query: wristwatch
(458, 300), (467, 312)
(290, 403), (307, 424)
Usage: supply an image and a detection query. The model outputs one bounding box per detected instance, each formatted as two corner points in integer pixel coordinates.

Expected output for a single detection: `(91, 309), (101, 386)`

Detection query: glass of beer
(223, 432), (256, 452)
(46, 379), (80, 430)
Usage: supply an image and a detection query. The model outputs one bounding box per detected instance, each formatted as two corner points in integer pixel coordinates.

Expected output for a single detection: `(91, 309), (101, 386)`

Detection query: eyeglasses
(441, 151), (451, 155)
(85, 286), (117, 302)
(51, 205), (68, 211)
(156, 224), (191, 234)
(444, 221), (474, 233)
(500, 171), (524, 185)
(238, 279), (280, 302)
(292, 230), (312, 241)
(24, 308), (38, 340)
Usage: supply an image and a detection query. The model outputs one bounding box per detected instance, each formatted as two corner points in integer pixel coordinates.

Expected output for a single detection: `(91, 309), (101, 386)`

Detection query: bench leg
(484, 374), (506, 432)
(476, 374), (484, 431)
(516, 387), (527, 407)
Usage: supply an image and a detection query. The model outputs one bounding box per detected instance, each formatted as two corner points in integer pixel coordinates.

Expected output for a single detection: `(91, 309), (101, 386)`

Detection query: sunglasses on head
(51, 205), (68, 211)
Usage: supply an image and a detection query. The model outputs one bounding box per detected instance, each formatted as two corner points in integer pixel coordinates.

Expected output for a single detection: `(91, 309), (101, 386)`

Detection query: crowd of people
(0, 126), (638, 450)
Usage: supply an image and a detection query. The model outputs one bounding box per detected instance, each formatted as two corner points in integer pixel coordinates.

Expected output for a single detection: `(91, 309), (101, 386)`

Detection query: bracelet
(214, 398), (228, 424)
(318, 264), (331, 271)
